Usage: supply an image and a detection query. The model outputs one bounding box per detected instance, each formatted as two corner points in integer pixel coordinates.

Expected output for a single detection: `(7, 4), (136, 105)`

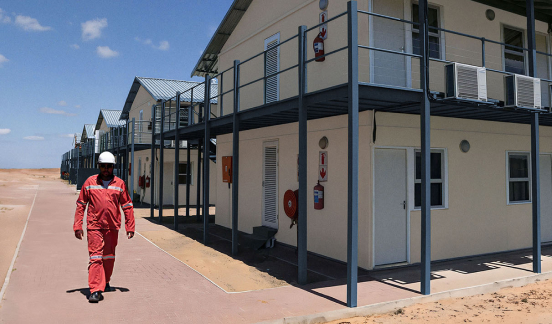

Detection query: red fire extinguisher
(145, 176), (150, 188)
(313, 33), (325, 62)
(314, 181), (324, 210)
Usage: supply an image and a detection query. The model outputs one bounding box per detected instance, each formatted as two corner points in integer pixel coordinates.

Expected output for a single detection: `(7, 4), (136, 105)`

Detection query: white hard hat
(98, 152), (116, 164)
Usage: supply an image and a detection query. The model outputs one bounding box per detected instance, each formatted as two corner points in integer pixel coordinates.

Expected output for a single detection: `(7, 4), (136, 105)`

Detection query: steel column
(197, 127), (202, 222)
(232, 59), (240, 256)
(186, 104), (192, 221)
(527, 0), (541, 273)
(297, 25), (308, 286)
(419, 0), (432, 295)
(159, 101), (165, 224)
(174, 92), (181, 230)
(150, 104), (156, 218)
(203, 76), (212, 245)
(346, 1), (359, 308)
(130, 119), (135, 202)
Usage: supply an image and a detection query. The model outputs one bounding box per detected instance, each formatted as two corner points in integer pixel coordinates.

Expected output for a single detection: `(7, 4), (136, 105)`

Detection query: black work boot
(104, 283), (111, 292)
(88, 291), (103, 303)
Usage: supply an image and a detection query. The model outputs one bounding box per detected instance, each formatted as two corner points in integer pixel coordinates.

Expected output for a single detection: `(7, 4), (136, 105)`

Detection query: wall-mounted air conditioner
(445, 63), (487, 101)
(505, 74), (541, 109)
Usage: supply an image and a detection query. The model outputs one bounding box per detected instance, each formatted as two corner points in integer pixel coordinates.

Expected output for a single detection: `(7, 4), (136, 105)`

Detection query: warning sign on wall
(319, 151), (328, 182)
(319, 11), (328, 40)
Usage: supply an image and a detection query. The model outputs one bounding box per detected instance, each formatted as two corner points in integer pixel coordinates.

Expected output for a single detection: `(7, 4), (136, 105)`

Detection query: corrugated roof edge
(191, 0), (253, 78)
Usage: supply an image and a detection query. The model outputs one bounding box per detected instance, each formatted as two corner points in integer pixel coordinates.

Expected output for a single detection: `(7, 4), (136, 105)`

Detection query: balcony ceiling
(472, 0), (552, 22)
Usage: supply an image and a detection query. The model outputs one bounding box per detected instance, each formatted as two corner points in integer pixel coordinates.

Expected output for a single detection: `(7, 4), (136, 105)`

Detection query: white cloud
(15, 15), (51, 31)
(0, 8), (11, 23)
(60, 133), (74, 138)
(39, 107), (77, 116)
(0, 54), (8, 67)
(57, 100), (67, 106)
(74, 104), (81, 108)
(135, 37), (169, 51)
(70, 44), (80, 50)
(23, 136), (44, 141)
(96, 46), (119, 58)
(0, 128), (11, 135)
(157, 40), (169, 51)
(81, 18), (107, 41)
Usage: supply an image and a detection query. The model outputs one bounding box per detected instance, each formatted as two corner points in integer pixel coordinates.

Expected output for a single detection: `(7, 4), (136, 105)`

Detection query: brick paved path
(0, 178), (416, 324)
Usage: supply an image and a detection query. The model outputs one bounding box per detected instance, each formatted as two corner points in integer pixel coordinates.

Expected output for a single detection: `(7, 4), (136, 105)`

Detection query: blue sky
(0, 0), (231, 169)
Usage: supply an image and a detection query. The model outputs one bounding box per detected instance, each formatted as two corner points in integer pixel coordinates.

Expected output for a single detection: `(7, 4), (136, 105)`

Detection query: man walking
(73, 151), (135, 303)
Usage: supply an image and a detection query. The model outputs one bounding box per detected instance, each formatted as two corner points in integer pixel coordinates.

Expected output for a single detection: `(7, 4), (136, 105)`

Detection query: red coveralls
(74, 175), (135, 293)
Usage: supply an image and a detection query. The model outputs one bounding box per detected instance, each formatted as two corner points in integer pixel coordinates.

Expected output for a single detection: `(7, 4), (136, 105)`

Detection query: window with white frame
(508, 153), (530, 203)
(414, 149), (445, 208)
(503, 27), (526, 75)
(178, 162), (193, 185)
(412, 4), (441, 59)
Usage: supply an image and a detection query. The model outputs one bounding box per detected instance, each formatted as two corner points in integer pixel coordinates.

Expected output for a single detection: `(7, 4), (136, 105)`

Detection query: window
(414, 150), (444, 208)
(264, 33), (280, 104)
(503, 27), (525, 75)
(508, 153), (530, 203)
(178, 163), (192, 185)
(412, 4), (441, 59)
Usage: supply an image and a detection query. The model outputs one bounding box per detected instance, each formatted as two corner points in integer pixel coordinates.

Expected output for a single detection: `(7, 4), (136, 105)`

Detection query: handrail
(357, 10), (419, 26)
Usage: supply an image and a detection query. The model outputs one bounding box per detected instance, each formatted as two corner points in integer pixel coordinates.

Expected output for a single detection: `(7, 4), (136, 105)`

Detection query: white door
(540, 155), (552, 242)
(372, 0), (406, 87)
(262, 141), (279, 229)
(374, 148), (408, 265)
(163, 162), (174, 206)
(536, 34), (549, 107)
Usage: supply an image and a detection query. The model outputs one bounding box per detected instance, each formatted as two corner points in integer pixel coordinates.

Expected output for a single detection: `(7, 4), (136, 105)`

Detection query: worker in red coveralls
(73, 151), (135, 303)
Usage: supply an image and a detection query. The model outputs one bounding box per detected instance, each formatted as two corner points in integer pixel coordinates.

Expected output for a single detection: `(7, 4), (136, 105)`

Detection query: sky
(0, 0), (232, 169)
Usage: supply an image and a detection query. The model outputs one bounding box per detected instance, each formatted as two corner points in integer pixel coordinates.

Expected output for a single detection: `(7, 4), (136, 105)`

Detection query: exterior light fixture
(319, 136), (329, 149)
(485, 9), (495, 21)
(319, 0), (329, 10)
(460, 140), (470, 153)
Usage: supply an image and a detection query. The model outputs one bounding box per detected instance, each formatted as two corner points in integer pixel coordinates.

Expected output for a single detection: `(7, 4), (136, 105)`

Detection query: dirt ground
(0, 168), (61, 298)
(325, 279), (552, 323)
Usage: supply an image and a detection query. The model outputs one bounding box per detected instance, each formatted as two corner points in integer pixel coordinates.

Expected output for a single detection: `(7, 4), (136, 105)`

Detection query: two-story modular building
(80, 124), (99, 168)
(170, 0), (552, 305)
(119, 76), (217, 208)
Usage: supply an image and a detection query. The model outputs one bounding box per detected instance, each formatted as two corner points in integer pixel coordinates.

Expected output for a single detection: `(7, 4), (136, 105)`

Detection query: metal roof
(81, 124), (95, 141)
(191, 0), (253, 77)
(121, 77), (218, 120)
(95, 109), (125, 131)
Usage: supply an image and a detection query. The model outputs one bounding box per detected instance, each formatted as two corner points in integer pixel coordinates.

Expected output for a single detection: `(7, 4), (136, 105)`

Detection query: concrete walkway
(1, 177), (552, 323)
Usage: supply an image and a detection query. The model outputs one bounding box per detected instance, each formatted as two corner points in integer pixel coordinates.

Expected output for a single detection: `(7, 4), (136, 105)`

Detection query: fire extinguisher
(314, 181), (324, 210)
(145, 176), (150, 188)
(313, 33), (325, 62)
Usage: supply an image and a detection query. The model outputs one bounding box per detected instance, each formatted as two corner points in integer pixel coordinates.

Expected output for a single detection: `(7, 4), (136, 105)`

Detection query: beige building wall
(216, 111), (552, 270)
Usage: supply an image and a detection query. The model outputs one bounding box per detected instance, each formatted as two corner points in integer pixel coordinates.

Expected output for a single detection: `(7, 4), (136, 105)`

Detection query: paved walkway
(1, 177), (552, 323)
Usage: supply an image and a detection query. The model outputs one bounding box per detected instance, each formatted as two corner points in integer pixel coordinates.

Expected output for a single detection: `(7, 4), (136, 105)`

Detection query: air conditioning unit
(445, 63), (487, 101)
(505, 74), (541, 109)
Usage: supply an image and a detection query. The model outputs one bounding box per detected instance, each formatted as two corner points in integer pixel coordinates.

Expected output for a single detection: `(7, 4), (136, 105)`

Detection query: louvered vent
(265, 35), (280, 104)
(445, 63), (487, 101)
(263, 145), (278, 228)
(505, 74), (541, 109)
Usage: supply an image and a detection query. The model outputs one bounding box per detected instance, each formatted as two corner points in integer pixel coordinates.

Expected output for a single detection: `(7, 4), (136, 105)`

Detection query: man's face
(99, 163), (114, 180)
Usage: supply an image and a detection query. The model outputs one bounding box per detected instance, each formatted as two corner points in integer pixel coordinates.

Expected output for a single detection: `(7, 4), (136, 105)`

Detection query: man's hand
(127, 232), (134, 239)
(75, 230), (83, 240)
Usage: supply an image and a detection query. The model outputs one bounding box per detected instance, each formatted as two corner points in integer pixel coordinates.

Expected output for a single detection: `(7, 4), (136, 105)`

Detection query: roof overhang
(472, 0), (552, 23)
(191, 0), (253, 77)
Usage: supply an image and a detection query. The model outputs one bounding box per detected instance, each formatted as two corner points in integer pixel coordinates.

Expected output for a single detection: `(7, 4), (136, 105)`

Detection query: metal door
(374, 148), (408, 265)
(262, 141), (279, 229)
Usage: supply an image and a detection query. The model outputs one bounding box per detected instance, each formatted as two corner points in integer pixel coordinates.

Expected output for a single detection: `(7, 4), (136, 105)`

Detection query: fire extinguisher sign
(319, 151), (328, 182)
(319, 11), (328, 40)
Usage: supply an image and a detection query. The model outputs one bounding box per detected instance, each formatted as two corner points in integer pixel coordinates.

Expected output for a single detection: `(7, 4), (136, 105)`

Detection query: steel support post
(220, 73), (224, 117)
(419, 0), (432, 295)
(197, 129), (202, 222)
(203, 76), (211, 245)
(159, 101), (165, 224)
(232, 60), (240, 256)
(130, 119), (135, 202)
(346, 1), (359, 307)
(174, 92), (181, 230)
(150, 105), (156, 218)
(527, 0), (541, 273)
(186, 105), (192, 221)
(297, 25), (308, 286)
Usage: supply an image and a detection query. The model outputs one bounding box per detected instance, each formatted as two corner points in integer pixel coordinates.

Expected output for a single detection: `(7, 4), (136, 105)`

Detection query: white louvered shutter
(262, 141), (279, 229)
(264, 33), (280, 104)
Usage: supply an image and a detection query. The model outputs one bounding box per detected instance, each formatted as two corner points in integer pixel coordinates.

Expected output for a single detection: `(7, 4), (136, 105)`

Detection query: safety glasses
(99, 164), (114, 169)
